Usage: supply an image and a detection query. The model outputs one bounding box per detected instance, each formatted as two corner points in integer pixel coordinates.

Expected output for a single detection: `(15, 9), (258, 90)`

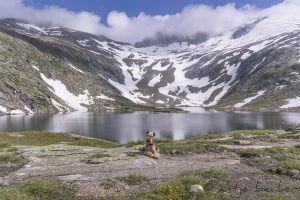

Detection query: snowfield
(234, 90), (266, 108)
(96, 94), (115, 101)
(40, 73), (93, 111)
(280, 97), (300, 109)
(0, 105), (7, 113)
(10, 110), (25, 115)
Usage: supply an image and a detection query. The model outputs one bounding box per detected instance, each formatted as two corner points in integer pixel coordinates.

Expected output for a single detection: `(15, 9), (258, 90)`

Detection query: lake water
(0, 108), (299, 143)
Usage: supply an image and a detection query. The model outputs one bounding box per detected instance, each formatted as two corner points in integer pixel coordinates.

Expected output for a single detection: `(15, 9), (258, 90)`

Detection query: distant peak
(134, 32), (208, 48)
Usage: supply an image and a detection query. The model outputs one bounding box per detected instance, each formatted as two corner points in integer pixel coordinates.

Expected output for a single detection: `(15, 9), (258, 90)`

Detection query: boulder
(189, 184), (205, 193)
(290, 169), (299, 176)
(241, 133), (252, 139)
(233, 140), (252, 145)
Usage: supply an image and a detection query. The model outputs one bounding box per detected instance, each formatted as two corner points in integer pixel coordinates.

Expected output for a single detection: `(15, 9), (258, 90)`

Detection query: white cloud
(0, 0), (299, 43)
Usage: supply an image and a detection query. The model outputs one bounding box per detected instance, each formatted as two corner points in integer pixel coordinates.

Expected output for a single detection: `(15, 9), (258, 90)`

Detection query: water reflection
(0, 109), (299, 143)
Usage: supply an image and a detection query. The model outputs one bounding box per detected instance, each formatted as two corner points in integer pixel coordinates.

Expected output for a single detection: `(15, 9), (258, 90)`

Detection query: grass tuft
(0, 132), (119, 148)
(117, 174), (149, 186)
(0, 179), (76, 200)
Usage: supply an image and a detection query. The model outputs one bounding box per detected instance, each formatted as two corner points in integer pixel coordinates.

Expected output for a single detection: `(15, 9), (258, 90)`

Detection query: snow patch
(280, 97), (300, 109)
(51, 99), (69, 112)
(24, 106), (34, 114)
(156, 100), (165, 104)
(96, 94), (115, 101)
(68, 64), (85, 74)
(77, 39), (89, 47)
(16, 23), (47, 35)
(31, 65), (40, 71)
(234, 90), (266, 108)
(250, 57), (266, 74)
(148, 74), (162, 87)
(0, 105), (7, 113)
(49, 31), (62, 36)
(10, 110), (25, 115)
(240, 52), (251, 60)
(40, 73), (93, 111)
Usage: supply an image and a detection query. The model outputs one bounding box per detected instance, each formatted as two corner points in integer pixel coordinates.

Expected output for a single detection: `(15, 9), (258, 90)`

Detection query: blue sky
(24, 0), (283, 22)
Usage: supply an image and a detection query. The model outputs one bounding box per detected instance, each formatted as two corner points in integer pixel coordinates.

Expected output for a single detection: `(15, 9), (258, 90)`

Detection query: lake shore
(0, 128), (300, 199)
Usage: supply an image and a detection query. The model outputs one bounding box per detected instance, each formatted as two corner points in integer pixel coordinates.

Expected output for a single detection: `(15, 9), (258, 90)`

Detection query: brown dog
(136, 131), (160, 159)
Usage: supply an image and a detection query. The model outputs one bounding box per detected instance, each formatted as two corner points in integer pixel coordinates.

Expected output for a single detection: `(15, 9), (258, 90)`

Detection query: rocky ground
(0, 128), (300, 199)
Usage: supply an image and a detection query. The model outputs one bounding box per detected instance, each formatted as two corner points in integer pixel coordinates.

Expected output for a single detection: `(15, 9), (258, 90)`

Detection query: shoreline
(1, 105), (300, 116)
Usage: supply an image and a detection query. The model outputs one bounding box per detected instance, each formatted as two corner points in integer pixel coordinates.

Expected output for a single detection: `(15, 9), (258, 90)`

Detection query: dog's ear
(153, 132), (156, 137)
(146, 131), (150, 135)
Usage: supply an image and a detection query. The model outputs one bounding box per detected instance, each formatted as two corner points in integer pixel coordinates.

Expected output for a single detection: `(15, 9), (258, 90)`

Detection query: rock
(171, 150), (178, 155)
(15, 172), (26, 176)
(241, 133), (252, 139)
(233, 140), (252, 145)
(264, 133), (278, 138)
(276, 130), (286, 134)
(270, 167), (277, 174)
(85, 159), (101, 165)
(189, 184), (205, 193)
(239, 177), (251, 182)
(290, 169), (299, 176)
(7, 133), (24, 138)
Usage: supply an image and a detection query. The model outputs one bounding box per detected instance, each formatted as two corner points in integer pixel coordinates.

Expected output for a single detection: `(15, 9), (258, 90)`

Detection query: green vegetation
(0, 132), (120, 148)
(136, 176), (232, 200)
(137, 177), (205, 200)
(127, 137), (220, 156)
(0, 143), (24, 164)
(159, 140), (219, 155)
(0, 142), (10, 149)
(279, 132), (300, 139)
(236, 146), (300, 177)
(237, 148), (260, 158)
(259, 192), (290, 200)
(113, 103), (183, 113)
(180, 168), (234, 192)
(89, 152), (110, 159)
(0, 179), (76, 200)
(229, 130), (278, 140)
(0, 151), (23, 164)
(0, 179), (127, 200)
(116, 174), (149, 186)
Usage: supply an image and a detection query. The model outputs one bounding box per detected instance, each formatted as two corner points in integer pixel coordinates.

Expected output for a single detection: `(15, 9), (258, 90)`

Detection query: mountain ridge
(0, 17), (300, 114)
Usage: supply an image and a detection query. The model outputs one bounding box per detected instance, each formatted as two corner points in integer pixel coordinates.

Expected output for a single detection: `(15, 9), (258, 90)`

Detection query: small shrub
(0, 142), (10, 149)
(89, 152), (110, 159)
(237, 149), (260, 158)
(0, 179), (76, 200)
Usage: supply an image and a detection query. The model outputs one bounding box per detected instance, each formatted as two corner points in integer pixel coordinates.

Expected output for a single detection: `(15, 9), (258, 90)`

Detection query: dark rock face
(232, 18), (266, 39)
(134, 32), (208, 48)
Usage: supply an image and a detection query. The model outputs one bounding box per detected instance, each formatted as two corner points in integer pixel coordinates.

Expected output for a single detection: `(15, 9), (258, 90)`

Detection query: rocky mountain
(134, 32), (208, 48)
(0, 16), (300, 114)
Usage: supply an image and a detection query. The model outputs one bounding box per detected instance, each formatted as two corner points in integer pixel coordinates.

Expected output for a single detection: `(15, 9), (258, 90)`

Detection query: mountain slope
(0, 24), (132, 114)
(0, 17), (300, 114)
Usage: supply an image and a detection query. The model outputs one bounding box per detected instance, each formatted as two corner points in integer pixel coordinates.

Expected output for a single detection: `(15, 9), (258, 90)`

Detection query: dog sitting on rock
(135, 131), (160, 159)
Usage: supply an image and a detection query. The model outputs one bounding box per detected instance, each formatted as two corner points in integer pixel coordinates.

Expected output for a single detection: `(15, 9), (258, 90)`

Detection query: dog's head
(146, 131), (156, 143)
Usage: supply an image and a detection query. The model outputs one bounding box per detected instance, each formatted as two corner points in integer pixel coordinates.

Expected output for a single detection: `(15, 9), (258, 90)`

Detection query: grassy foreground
(0, 128), (299, 200)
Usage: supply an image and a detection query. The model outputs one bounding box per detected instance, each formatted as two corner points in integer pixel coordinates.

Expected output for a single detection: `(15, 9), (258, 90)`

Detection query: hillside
(0, 17), (300, 113)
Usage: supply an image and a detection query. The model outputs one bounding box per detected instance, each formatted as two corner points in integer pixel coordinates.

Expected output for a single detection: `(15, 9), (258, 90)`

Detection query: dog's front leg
(150, 148), (160, 159)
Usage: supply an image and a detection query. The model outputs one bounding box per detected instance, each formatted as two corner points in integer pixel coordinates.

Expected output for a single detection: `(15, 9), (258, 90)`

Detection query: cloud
(0, 0), (299, 43)
(0, 0), (102, 34)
